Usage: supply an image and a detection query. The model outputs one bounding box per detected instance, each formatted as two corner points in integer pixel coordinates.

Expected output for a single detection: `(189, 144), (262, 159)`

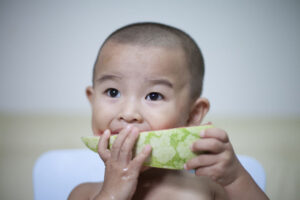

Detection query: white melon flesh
(81, 125), (213, 170)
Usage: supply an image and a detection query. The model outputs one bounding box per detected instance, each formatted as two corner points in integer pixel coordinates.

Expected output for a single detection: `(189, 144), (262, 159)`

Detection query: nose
(118, 99), (143, 123)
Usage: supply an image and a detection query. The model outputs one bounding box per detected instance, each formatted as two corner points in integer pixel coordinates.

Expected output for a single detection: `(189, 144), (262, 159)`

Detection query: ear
(86, 86), (95, 105)
(187, 97), (210, 126)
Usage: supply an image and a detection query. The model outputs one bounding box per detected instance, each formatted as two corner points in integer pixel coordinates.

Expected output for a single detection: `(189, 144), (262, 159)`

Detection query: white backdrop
(1, 0), (299, 116)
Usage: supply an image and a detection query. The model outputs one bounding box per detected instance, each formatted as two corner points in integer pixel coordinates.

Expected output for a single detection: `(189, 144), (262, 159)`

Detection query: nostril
(119, 113), (143, 123)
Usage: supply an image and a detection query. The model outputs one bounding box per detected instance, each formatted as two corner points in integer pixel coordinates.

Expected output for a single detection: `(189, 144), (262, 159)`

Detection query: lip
(99, 127), (149, 136)
(98, 129), (121, 135)
(110, 128), (123, 135)
(111, 130), (120, 135)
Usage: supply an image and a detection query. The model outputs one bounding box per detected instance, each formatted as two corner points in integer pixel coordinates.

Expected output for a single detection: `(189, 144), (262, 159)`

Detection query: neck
(140, 167), (181, 180)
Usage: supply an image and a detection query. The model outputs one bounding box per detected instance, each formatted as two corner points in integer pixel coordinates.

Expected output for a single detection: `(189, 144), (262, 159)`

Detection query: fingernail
(189, 144), (193, 151)
(126, 124), (133, 130)
(144, 145), (151, 152)
(104, 129), (110, 136)
(200, 130), (205, 137)
(132, 127), (139, 134)
(184, 164), (188, 170)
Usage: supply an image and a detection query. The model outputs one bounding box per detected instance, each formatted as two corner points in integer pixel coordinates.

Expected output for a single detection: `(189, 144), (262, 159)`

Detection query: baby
(68, 22), (269, 200)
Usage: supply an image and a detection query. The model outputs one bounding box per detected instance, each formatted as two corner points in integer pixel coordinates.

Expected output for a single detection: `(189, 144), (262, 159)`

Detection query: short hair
(93, 22), (205, 99)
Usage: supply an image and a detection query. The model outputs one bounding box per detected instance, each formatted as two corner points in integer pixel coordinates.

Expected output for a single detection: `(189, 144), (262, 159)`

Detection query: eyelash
(145, 92), (164, 101)
(104, 88), (120, 98)
(104, 89), (164, 101)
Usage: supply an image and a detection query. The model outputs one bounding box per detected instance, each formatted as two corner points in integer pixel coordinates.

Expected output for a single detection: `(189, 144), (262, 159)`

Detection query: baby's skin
(69, 26), (269, 199)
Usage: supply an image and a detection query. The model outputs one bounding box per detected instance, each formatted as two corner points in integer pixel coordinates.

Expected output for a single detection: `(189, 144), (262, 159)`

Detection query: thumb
(202, 121), (212, 126)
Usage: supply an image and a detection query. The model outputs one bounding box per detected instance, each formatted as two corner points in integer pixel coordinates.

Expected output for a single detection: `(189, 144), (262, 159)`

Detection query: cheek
(145, 105), (189, 130)
(91, 102), (115, 135)
(91, 111), (103, 136)
(149, 114), (185, 130)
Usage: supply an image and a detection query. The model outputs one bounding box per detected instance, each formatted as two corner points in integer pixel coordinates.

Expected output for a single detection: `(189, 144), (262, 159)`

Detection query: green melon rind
(81, 125), (213, 170)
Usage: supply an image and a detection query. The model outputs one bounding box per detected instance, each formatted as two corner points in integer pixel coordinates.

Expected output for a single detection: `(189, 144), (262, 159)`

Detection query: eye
(145, 92), (163, 101)
(105, 88), (120, 98)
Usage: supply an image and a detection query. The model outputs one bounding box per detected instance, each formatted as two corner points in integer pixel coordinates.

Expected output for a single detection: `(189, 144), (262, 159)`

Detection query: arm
(224, 167), (269, 200)
(68, 182), (102, 200)
(185, 125), (269, 200)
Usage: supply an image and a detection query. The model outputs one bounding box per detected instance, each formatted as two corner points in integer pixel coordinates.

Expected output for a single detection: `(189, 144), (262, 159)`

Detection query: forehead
(95, 42), (190, 81)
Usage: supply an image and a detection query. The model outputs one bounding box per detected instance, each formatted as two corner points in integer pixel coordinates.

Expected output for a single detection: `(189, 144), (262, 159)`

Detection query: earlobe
(86, 86), (95, 105)
(187, 97), (210, 126)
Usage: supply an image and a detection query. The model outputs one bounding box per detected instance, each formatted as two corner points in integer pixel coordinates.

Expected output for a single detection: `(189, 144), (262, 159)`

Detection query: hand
(185, 126), (244, 187)
(95, 125), (152, 200)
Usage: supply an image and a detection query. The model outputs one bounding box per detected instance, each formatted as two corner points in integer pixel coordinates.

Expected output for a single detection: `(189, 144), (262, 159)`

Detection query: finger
(185, 154), (217, 170)
(200, 128), (229, 143)
(191, 138), (224, 154)
(194, 165), (226, 185)
(194, 166), (218, 180)
(131, 145), (152, 171)
(98, 129), (111, 162)
(202, 121), (212, 126)
(119, 127), (140, 163)
(111, 125), (132, 159)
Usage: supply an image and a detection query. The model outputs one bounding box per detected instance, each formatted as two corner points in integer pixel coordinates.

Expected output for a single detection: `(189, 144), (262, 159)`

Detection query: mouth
(110, 130), (120, 135)
(98, 129), (120, 136)
(110, 128), (123, 135)
(99, 127), (148, 136)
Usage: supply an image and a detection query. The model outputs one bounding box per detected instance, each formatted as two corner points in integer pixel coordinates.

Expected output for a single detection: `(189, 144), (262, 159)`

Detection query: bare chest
(134, 185), (211, 200)
(132, 172), (212, 200)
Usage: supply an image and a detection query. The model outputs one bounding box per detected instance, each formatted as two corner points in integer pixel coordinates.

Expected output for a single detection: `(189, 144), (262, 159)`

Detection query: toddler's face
(87, 42), (195, 135)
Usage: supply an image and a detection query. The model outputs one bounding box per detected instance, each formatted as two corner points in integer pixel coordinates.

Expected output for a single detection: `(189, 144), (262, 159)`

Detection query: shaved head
(93, 22), (205, 99)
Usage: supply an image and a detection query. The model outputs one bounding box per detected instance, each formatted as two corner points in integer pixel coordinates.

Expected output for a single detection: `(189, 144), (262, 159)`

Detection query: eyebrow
(147, 78), (173, 88)
(96, 74), (122, 83)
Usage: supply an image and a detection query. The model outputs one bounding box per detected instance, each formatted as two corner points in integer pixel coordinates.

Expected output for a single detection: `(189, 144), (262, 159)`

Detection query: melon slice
(81, 125), (213, 170)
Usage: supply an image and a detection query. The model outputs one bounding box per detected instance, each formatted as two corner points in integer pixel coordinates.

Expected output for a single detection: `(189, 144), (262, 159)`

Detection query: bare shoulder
(68, 182), (103, 200)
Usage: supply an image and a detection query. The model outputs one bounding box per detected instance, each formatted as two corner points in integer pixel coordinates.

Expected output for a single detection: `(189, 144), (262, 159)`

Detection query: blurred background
(0, 0), (299, 199)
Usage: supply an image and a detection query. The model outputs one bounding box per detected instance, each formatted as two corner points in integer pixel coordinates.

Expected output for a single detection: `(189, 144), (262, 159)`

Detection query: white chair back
(33, 149), (265, 200)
